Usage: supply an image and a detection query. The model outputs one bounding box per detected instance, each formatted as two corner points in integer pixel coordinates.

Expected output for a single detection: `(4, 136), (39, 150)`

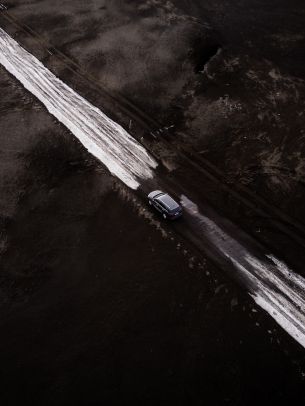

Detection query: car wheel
(163, 213), (167, 219)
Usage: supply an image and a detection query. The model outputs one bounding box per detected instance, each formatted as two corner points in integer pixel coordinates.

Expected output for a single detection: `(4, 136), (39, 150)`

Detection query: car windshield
(158, 194), (179, 211)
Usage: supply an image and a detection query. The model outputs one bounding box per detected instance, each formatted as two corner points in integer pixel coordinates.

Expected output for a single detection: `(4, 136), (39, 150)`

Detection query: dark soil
(1, 1), (305, 405)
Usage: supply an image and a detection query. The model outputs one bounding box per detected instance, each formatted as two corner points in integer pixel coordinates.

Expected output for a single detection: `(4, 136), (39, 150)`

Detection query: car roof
(156, 193), (179, 210)
(148, 190), (163, 199)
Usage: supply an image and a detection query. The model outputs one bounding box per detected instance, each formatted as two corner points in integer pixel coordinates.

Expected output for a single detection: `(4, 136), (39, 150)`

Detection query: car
(148, 190), (182, 220)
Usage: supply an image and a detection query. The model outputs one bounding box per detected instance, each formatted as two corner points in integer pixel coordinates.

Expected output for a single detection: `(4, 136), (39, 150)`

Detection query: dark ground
(1, 1), (305, 405)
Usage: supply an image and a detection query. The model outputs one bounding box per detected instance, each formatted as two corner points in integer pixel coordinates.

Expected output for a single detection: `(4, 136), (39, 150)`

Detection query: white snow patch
(181, 194), (305, 348)
(0, 28), (157, 189)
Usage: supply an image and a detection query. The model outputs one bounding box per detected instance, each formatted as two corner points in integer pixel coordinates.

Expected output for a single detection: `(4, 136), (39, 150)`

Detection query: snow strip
(0, 28), (157, 189)
(181, 195), (305, 348)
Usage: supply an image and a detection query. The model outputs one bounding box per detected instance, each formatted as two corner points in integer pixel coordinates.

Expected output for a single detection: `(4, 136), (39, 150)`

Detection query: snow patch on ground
(0, 28), (157, 189)
(181, 194), (305, 348)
